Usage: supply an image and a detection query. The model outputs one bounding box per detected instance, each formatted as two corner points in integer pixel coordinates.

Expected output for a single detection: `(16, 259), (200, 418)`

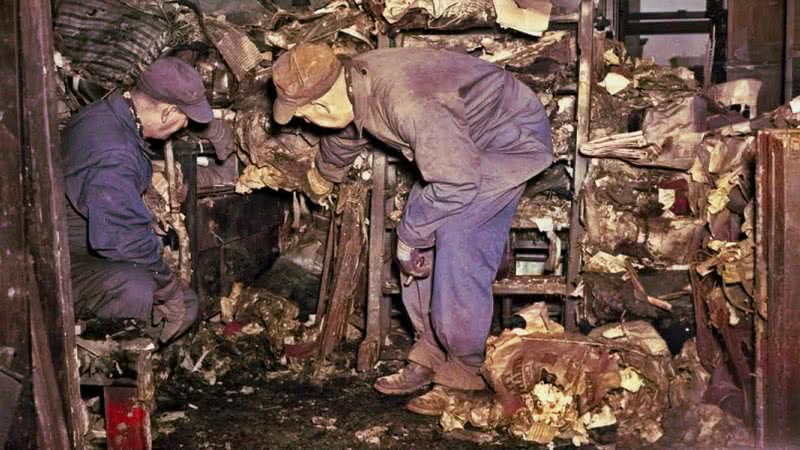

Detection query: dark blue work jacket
(62, 93), (164, 271)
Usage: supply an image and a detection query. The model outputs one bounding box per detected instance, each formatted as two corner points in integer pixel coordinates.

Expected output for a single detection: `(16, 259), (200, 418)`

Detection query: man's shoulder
(62, 95), (136, 156)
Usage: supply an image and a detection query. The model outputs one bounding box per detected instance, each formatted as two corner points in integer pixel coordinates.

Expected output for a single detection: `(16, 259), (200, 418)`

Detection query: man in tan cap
(273, 43), (553, 415)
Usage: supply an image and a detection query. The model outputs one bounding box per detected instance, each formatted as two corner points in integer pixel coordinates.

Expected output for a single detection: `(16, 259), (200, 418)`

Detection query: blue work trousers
(403, 181), (524, 390)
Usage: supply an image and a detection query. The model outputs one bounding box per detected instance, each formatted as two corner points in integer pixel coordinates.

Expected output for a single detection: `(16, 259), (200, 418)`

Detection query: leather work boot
(373, 362), (434, 395)
(406, 385), (451, 416)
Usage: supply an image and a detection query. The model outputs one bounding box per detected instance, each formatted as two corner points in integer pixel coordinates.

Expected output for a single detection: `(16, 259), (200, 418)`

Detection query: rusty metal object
(756, 130), (800, 448)
(104, 386), (151, 450)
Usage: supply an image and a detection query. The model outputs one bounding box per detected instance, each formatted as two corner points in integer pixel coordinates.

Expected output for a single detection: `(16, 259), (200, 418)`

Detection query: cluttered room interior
(2, 0), (800, 448)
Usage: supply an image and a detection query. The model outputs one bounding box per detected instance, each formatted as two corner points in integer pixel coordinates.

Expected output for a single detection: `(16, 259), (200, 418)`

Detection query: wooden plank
(759, 130), (800, 448)
(357, 32), (392, 371)
(0, 0), (37, 447)
(18, 0), (83, 446)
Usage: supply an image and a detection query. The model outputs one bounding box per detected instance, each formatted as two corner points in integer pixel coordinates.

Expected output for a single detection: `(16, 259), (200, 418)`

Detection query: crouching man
(63, 57), (213, 343)
(271, 44), (553, 415)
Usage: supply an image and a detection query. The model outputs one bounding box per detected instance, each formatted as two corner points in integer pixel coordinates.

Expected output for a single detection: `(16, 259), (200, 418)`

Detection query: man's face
(294, 102), (352, 129)
(145, 105), (189, 140)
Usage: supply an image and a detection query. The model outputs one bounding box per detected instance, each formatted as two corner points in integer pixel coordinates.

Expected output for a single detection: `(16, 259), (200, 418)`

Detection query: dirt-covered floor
(152, 347), (554, 450)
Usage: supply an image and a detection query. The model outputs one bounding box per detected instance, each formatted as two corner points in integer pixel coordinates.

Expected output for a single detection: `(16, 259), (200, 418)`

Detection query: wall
(726, 0), (785, 110)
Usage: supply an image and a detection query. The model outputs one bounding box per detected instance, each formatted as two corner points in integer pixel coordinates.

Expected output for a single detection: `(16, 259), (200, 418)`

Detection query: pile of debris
(435, 303), (750, 448)
(576, 34), (800, 429)
(170, 282), (321, 386)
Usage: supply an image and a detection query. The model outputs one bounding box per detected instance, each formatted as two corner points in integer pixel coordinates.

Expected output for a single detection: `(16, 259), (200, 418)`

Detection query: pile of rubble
(575, 33), (800, 438)
(435, 303), (751, 448)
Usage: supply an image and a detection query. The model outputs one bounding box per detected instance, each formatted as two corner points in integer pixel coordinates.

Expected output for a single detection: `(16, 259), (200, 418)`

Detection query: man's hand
(396, 239), (433, 284)
(196, 119), (236, 160)
(305, 165), (334, 205)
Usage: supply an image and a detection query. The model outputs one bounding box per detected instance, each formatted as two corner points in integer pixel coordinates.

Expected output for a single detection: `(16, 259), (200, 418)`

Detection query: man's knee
(96, 266), (156, 321)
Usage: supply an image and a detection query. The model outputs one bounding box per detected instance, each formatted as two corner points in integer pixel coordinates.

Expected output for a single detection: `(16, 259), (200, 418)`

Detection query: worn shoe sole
(373, 378), (432, 396)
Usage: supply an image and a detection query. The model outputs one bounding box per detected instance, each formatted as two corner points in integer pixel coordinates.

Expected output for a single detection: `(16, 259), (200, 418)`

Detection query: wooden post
(357, 150), (387, 371)
(785, 0), (795, 102)
(1, 0), (82, 447)
(564, 0), (594, 329)
(757, 130), (800, 448)
(357, 32), (392, 371)
(0, 1), (36, 447)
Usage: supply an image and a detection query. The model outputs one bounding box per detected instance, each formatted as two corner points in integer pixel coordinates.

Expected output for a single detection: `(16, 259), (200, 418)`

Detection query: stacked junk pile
(51, 0), (800, 447)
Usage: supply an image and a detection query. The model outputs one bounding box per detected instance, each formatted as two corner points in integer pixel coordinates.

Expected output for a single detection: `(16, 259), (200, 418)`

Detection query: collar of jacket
(342, 58), (370, 139)
(107, 92), (154, 158)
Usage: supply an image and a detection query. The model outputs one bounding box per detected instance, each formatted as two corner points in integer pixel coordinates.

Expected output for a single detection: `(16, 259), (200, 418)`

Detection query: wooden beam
(0, 1), (39, 448)
(18, 0), (83, 446)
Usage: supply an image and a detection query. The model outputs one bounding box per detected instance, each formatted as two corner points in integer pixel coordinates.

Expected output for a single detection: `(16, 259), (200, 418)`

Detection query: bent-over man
(272, 43), (553, 415)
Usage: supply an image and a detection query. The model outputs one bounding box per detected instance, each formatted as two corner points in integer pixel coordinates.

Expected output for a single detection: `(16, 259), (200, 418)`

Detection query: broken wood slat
(318, 182), (369, 359)
(754, 128), (768, 449)
(565, 0), (595, 330)
(23, 0), (85, 443)
(358, 150), (387, 371)
(757, 130), (800, 448)
(491, 276), (568, 296)
(315, 208), (338, 321)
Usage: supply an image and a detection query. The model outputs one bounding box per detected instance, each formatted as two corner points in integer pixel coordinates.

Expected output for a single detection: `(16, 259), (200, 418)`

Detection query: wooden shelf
(383, 275), (567, 296)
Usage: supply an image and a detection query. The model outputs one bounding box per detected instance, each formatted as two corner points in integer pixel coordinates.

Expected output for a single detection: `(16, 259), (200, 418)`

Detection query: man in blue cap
(272, 43), (553, 415)
(63, 57), (213, 343)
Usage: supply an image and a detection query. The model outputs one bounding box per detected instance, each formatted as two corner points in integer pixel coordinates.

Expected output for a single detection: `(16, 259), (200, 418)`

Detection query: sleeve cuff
(315, 153), (349, 183)
(396, 219), (435, 249)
